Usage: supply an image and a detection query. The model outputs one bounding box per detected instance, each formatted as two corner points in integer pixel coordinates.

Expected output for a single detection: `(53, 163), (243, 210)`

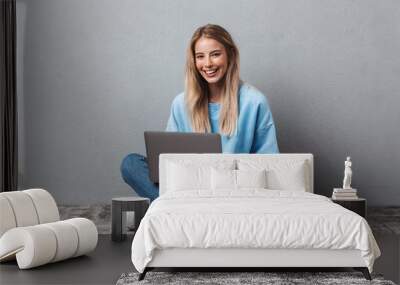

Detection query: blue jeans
(120, 153), (159, 201)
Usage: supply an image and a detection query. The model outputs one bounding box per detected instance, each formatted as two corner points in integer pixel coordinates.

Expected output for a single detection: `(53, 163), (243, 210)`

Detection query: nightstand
(111, 197), (150, 242)
(331, 198), (366, 218)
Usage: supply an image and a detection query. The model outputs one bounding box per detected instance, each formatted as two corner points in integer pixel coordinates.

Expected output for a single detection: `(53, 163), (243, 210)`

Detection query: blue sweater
(166, 84), (279, 153)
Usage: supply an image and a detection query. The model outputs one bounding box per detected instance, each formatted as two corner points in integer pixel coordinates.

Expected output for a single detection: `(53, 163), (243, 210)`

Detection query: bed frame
(138, 154), (372, 280)
(140, 248), (370, 280)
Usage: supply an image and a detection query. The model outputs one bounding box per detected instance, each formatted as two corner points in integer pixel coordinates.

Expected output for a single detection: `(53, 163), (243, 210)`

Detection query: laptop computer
(144, 131), (222, 183)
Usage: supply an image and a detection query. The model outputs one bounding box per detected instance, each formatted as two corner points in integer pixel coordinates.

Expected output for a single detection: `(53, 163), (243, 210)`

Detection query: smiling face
(194, 37), (228, 86)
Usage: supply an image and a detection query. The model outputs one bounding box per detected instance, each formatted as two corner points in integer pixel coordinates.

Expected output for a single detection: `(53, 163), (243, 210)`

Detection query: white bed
(131, 154), (380, 280)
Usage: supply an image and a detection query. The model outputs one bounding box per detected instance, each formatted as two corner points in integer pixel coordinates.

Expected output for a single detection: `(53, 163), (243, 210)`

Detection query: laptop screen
(144, 131), (222, 183)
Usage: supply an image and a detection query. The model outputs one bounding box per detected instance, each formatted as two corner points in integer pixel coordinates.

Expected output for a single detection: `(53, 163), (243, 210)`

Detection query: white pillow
(237, 169), (267, 189)
(211, 168), (236, 190)
(166, 160), (235, 191)
(237, 159), (308, 191)
(211, 168), (267, 190)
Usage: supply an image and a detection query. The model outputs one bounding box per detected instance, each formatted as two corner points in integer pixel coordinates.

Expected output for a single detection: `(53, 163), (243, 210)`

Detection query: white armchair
(0, 189), (98, 269)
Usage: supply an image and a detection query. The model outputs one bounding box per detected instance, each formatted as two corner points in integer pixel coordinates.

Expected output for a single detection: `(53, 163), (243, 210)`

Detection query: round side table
(111, 197), (150, 242)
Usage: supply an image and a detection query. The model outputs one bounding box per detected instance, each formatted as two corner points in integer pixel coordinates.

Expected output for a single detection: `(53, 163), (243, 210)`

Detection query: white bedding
(131, 190), (380, 273)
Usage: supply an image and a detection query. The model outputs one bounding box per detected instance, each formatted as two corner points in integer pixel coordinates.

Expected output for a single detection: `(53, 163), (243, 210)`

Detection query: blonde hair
(185, 24), (240, 136)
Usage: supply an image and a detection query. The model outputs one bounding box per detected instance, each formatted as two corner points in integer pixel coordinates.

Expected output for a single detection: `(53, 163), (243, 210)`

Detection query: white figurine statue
(342, 156), (352, 189)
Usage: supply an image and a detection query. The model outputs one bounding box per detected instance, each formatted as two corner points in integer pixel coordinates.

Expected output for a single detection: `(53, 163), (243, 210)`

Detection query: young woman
(121, 24), (279, 201)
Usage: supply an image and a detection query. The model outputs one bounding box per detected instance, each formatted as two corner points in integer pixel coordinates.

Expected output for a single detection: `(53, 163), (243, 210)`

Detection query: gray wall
(17, 0), (400, 206)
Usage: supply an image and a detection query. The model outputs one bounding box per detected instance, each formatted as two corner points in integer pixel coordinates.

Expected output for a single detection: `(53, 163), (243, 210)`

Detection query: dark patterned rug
(116, 271), (396, 285)
(59, 204), (111, 234)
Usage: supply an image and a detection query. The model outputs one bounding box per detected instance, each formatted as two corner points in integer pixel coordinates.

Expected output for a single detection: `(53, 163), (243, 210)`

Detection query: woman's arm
(165, 93), (186, 132)
(251, 123), (279, 153)
(250, 96), (279, 153)
(166, 106), (178, 131)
